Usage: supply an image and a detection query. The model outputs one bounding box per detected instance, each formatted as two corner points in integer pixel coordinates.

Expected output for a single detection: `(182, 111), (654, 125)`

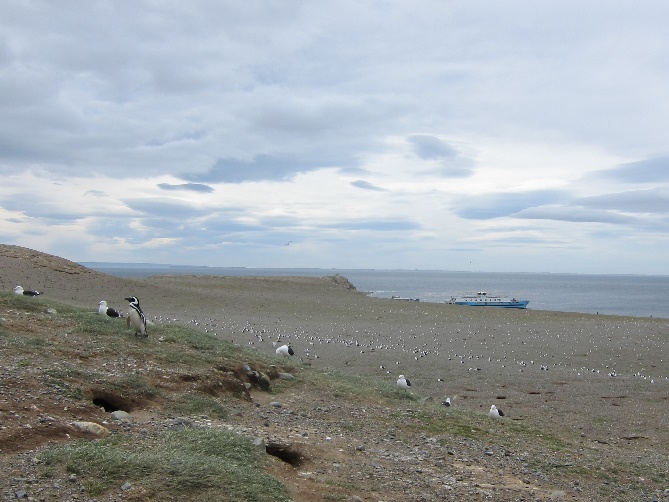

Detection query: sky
(1, 1), (668, 274)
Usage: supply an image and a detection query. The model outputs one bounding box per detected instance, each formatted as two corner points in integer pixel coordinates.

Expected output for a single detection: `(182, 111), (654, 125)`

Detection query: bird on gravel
(125, 296), (147, 336)
(276, 344), (295, 357)
(488, 404), (504, 418)
(442, 397), (451, 407)
(397, 374), (411, 391)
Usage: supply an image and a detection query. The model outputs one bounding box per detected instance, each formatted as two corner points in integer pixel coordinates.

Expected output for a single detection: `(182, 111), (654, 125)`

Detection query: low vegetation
(1, 292), (667, 501)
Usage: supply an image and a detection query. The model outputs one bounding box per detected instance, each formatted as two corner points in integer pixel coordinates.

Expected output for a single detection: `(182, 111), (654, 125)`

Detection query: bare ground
(1, 244), (668, 501)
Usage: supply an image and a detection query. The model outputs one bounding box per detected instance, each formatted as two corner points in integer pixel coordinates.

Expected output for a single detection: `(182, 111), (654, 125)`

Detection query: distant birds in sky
(397, 374), (411, 390)
(488, 404), (504, 418)
(98, 300), (123, 318)
(13, 285), (41, 296)
(125, 296), (147, 336)
(276, 344), (295, 357)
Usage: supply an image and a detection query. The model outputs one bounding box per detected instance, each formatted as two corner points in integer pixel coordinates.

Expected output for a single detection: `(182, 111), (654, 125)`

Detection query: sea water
(83, 264), (669, 319)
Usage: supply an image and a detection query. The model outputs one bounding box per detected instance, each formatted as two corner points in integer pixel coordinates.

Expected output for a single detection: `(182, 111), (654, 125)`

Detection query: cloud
(325, 219), (421, 231)
(408, 135), (458, 160)
(157, 183), (214, 193)
(122, 198), (208, 218)
(595, 157), (669, 183)
(184, 153), (353, 184)
(576, 188), (669, 213)
(513, 205), (636, 224)
(454, 190), (568, 220)
(407, 134), (475, 178)
(351, 180), (387, 191)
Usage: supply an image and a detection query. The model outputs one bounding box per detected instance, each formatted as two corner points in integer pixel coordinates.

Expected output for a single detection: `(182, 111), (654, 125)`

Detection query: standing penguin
(125, 296), (147, 336)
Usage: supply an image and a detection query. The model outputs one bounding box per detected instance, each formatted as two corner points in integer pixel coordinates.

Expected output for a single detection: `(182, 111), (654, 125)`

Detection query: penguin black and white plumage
(125, 296), (147, 336)
(442, 397), (451, 407)
(276, 344), (294, 357)
(488, 404), (504, 418)
(13, 285), (42, 296)
(98, 300), (123, 318)
(397, 374), (411, 390)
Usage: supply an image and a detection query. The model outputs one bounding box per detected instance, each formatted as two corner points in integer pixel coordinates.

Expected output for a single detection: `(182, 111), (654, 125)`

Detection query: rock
(111, 410), (132, 423)
(71, 421), (110, 437)
(248, 370), (271, 390)
(121, 482), (132, 491)
(278, 372), (294, 380)
(270, 401), (282, 408)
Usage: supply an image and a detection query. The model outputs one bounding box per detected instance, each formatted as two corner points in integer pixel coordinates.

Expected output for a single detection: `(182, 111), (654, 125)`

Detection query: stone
(71, 421), (110, 437)
(111, 410), (132, 423)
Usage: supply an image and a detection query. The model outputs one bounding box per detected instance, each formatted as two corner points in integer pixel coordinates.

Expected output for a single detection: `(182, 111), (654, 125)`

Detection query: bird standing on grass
(276, 344), (294, 357)
(125, 296), (147, 336)
(397, 374), (411, 391)
(98, 300), (123, 318)
(13, 285), (42, 296)
(488, 404), (504, 418)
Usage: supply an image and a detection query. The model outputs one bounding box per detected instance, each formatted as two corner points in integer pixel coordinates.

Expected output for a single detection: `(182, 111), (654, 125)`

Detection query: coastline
(2, 244), (669, 499)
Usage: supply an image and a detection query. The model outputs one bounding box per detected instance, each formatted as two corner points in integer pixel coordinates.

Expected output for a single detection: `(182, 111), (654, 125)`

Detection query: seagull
(442, 398), (451, 407)
(397, 374), (411, 390)
(13, 285), (42, 296)
(276, 344), (295, 357)
(125, 296), (147, 336)
(488, 404), (504, 418)
(98, 300), (123, 318)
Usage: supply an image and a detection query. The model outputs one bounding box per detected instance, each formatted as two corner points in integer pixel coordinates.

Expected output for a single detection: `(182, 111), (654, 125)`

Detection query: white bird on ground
(488, 404), (504, 418)
(98, 300), (123, 318)
(276, 344), (294, 357)
(13, 285), (41, 296)
(125, 296), (147, 336)
(397, 374), (411, 390)
(442, 397), (451, 407)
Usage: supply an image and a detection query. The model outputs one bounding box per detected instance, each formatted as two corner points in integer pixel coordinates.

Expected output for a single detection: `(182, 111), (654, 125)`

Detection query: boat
(447, 291), (529, 308)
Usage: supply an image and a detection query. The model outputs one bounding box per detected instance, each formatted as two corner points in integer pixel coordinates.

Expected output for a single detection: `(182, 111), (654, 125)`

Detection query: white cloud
(1, 1), (669, 273)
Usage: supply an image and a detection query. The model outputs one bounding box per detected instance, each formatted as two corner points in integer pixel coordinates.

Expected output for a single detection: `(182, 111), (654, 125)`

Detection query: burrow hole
(265, 442), (304, 466)
(90, 389), (133, 413)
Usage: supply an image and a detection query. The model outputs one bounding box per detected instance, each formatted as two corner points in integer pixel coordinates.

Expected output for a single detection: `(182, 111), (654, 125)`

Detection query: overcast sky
(1, 1), (668, 274)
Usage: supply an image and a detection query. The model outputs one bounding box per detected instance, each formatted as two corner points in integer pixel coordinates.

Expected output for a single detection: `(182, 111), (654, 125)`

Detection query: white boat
(448, 291), (529, 308)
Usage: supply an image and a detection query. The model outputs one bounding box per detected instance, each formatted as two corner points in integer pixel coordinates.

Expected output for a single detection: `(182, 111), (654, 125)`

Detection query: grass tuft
(39, 428), (292, 501)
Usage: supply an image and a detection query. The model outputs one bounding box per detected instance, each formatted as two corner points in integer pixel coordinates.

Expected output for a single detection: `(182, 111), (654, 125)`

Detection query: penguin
(125, 296), (147, 336)
(13, 285), (42, 296)
(98, 300), (123, 318)
(442, 397), (451, 407)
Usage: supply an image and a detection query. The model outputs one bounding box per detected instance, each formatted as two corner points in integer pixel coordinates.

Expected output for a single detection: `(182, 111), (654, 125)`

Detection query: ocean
(83, 264), (669, 319)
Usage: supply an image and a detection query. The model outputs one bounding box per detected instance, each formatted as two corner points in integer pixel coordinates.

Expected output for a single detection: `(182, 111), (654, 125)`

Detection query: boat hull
(450, 300), (529, 308)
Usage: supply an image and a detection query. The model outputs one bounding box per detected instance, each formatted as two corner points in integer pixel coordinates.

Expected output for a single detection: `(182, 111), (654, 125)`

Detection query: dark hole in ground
(90, 389), (132, 413)
(265, 442), (304, 466)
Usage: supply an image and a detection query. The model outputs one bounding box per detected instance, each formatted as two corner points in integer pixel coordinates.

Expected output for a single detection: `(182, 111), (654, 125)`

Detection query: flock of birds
(12, 283), (668, 422)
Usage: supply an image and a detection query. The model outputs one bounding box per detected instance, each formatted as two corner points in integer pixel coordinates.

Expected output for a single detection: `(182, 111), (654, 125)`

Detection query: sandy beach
(2, 244), (668, 500)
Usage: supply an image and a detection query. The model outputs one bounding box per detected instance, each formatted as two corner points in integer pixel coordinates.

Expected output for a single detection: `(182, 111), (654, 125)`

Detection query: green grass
(166, 393), (229, 419)
(39, 428), (293, 501)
